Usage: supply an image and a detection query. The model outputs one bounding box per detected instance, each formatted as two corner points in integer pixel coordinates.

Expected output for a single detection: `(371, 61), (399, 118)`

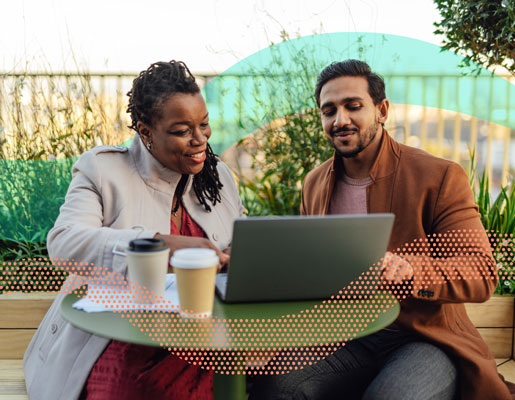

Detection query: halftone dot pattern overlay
(1, 230), (513, 374)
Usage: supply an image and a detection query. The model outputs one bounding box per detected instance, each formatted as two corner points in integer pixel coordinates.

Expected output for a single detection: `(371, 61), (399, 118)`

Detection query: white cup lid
(170, 248), (219, 269)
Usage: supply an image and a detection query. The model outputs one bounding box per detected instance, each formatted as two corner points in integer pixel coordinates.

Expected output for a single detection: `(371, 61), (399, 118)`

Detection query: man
(250, 60), (514, 399)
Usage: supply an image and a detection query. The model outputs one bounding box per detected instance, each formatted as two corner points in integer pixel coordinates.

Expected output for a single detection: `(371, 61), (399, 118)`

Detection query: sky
(0, 0), (443, 74)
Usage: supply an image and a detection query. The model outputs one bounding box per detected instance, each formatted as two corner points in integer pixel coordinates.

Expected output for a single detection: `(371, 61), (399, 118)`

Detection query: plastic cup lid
(170, 248), (219, 269)
(128, 238), (168, 252)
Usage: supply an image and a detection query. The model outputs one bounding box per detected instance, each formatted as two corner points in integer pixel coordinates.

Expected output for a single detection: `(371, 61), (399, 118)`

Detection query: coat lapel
(322, 160), (337, 215)
(367, 130), (400, 214)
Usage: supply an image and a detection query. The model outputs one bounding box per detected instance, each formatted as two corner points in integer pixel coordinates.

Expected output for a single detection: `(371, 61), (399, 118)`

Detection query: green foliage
(433, 0), (515, 75)
(0, 72), (130, 161)
(236, 31), (334, 216)
(0, 158), (75, 260)
(0, 69), (132, 264)
(237, 109), (333, 216)
(0, 257), (67, 293)
(0, 70), (131, 292)
(0, 158), (73, 293)
(469, 149), (515, 294)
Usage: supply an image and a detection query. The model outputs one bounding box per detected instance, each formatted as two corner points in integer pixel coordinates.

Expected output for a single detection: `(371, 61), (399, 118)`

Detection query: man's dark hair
(127, 60), (222, 212)
(314, 59), (386, 106)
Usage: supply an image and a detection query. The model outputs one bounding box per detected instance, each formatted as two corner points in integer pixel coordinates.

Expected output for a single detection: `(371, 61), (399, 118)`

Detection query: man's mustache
(331, 126), (359, 136)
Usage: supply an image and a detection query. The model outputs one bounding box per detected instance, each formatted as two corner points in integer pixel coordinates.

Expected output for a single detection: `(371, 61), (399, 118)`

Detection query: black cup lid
(128, 238), (168, 252)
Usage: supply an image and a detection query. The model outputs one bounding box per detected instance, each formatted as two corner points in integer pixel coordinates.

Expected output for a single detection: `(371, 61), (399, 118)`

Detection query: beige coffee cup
(126, 238), (169, 303)
(170, 248), (219, 318)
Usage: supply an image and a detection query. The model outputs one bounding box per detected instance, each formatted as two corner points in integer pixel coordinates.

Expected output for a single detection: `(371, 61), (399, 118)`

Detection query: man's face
(319, 76), (386, 158)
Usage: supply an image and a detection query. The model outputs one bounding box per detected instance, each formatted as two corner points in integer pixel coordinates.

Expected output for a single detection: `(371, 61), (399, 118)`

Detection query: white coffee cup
(126, 238), (169, 303)
(170, 248), (219, 318)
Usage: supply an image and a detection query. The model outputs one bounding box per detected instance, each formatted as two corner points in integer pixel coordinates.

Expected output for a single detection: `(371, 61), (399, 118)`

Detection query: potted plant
(464, 150), (515, 359)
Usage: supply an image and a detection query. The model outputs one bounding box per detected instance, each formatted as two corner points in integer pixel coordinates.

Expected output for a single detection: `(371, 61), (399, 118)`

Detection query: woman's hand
(218, 246), (231, 273)
(154, 233), (230, 270)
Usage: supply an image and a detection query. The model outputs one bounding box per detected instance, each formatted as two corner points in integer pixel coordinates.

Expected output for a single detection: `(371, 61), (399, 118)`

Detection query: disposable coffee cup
(126, 238), (169, 303)
(170, 248), (219, 319)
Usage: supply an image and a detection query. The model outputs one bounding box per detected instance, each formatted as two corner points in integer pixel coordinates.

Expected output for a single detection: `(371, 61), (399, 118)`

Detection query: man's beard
(332, 120), (379, 159)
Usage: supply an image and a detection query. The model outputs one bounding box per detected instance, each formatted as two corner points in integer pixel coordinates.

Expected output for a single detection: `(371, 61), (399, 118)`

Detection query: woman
(23, 61), (244, 400)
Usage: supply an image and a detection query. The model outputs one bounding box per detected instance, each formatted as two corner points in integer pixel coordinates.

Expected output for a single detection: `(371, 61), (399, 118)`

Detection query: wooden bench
(1, 293), (514, 398)
(0, 292), (56, 399)
(465, 296), (515, 378)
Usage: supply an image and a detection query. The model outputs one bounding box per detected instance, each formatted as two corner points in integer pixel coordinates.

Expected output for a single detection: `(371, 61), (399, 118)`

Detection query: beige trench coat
(23, 134), (244, 400)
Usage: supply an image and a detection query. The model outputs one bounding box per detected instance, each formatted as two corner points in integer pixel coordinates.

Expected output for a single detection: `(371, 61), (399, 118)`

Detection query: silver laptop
(216, 214), (394, 303)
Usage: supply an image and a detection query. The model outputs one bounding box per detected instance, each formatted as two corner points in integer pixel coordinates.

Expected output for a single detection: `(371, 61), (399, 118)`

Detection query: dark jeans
(248, 327), (457, 400)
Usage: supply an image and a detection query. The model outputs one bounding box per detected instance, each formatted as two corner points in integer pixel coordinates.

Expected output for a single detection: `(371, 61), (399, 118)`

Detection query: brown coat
(301, 130), (514, 400)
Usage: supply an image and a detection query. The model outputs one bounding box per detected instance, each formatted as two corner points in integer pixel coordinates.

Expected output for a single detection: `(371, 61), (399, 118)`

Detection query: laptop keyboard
(215, 273), (228, 297)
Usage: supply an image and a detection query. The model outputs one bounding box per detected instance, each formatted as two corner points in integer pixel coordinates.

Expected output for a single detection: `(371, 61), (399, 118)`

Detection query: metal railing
(0, 72), (513, 187)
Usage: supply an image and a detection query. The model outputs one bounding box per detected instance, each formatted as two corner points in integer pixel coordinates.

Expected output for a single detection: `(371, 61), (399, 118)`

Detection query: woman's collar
(129, 133), (194, 194)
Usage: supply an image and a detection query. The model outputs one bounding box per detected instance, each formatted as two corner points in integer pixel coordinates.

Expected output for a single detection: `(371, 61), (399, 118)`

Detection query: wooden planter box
(0, 292), (56, 359)
(465, 295), (515, 359)
(0, 292), (514, 398)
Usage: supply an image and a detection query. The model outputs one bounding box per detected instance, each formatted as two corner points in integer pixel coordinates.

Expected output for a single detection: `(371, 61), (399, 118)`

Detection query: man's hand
(381, 251), (414, 283)
(154, 233), (230, 271)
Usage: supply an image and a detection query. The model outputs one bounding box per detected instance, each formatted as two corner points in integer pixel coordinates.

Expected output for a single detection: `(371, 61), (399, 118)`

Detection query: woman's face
(137, 92), (211, 175)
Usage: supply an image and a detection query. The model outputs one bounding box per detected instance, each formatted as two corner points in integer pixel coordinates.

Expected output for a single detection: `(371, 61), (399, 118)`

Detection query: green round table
(61, 289), (399, 399)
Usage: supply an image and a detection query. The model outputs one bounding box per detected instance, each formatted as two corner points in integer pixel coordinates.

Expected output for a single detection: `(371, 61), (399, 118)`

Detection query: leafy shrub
(0, 71), (132, 291)
(0, 71), (133, 262)
(434, 0), (515, 75)
(469, 150), (515, 294)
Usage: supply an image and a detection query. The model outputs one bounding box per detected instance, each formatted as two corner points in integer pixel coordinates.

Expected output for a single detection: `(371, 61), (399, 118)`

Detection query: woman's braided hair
(127, 61), (222, 212)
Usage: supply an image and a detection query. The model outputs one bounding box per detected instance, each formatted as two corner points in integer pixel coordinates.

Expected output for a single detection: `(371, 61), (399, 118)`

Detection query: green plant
(468, 149), (515, 294)
(0, 158), (74, 247)
(0, 69), (133, 295)
(0, 72), (131, 161)
(237, 110), (332, 216)
(433, 0), (515, 75)
(0, 154), (74, 292)
(234, 31), (340, 216)
(0, 68), (133, 263)
(0, 256), (67, 293)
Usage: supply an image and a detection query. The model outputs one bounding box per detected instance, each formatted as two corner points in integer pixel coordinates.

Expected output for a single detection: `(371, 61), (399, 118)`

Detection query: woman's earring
(146, 141), (152, 151)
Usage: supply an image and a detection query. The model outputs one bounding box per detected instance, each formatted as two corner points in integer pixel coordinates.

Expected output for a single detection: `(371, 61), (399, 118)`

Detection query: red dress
(80, 210), (213, 400)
